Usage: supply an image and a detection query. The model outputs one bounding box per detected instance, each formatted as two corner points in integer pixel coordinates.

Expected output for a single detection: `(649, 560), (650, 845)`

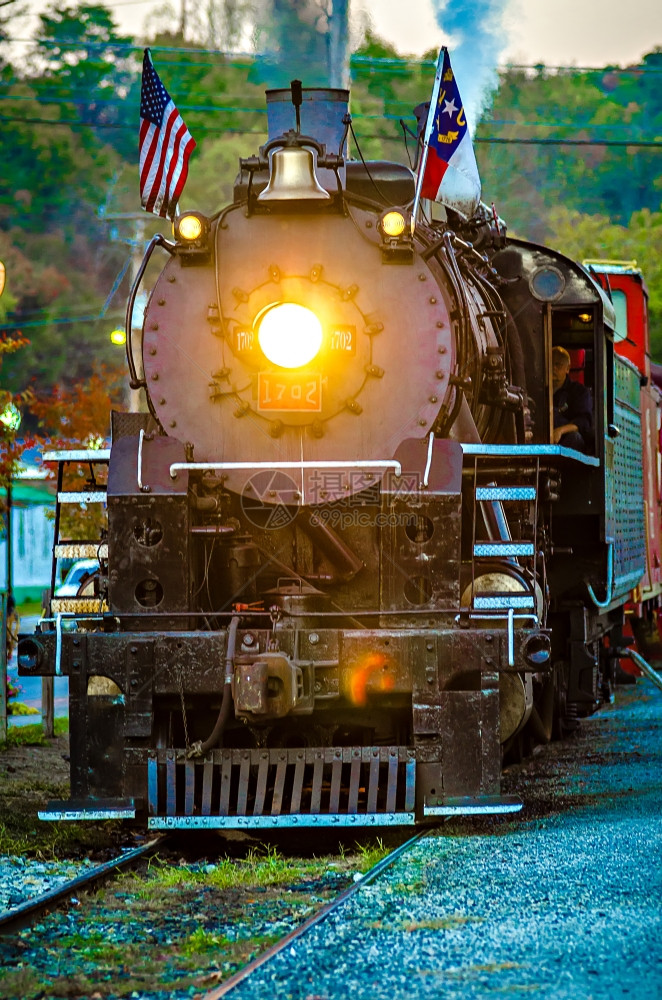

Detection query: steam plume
(432, 0), (511, 126)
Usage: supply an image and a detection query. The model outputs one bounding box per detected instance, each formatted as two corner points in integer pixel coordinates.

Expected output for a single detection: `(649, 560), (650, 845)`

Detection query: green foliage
(1, 8), (660, 389)
(545, 205), (662, 359)
(0, 716), (69, 747)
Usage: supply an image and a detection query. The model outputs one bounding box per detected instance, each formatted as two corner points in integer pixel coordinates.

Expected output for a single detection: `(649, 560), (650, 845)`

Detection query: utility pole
(99, 210), (150, 412)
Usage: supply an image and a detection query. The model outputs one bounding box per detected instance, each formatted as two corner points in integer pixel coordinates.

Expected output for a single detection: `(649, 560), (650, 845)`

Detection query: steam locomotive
(19, 85), (662, 828)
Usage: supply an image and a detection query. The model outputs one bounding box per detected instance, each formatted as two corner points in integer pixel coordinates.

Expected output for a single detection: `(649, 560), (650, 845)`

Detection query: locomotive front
(21, 86), (553, 827)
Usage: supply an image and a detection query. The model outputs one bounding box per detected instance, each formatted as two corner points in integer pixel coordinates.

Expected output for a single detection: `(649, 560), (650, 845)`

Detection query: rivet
(151, 322), (159, 330)
(308, 633), (320, 644)
(418, 419), (427, 426)
(429, 396), (438, 403)
(151, 373), (159, 381)
(149, 347), (157, 355)
(170, 420), (177, 428)
(438, 345), (447, 353)
(158, 298), (165, 305)
(167, 275), (176, 283)
(429, 297), (437, 304)
(365, 220), (373, 228)
(436, 371), (445, 379)
(159, 397), (166, 405)
(268, 490), (277, 497)
(418, 273), (426, 281)
(437, 322), (445, 329)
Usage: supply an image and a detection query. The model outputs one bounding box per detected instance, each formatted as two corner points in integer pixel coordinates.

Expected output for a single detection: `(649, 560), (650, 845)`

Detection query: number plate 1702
(257, 373), (322, 412)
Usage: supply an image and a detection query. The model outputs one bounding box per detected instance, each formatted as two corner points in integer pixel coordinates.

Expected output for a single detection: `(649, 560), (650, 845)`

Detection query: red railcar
(587, 261), (662, 660)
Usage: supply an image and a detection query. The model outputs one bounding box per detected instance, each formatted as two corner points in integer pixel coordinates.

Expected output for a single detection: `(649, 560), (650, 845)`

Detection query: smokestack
(255, 0), (350, 90)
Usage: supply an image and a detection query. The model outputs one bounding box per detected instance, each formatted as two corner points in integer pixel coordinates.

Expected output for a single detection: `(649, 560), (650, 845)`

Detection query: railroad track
(0, 836), (164, 936)
(198, 828), (429, 1000)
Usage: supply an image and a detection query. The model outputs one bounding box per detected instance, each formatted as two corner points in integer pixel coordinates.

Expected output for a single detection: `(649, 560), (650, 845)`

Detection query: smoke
(253, 0), (350, 89)
(431, 0), (512, 126)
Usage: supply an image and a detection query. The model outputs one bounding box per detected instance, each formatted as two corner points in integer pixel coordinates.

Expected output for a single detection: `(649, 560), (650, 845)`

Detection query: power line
(1, 112), (661, 149)
(0, 90), (650, 136)
(5, 35), (662, 74)
(1, 311), (122, 331)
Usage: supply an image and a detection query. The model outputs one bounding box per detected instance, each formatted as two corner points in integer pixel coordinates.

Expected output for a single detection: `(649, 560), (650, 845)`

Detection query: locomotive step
(43, 449), (110, 463)
(56, 490), (107, 504)
(473, 594), (536, 610)
(475, 486), (537, 501)
(473, 542), (535, 557)
(50, 597), (108, 614)
(54, 542), (108, 559)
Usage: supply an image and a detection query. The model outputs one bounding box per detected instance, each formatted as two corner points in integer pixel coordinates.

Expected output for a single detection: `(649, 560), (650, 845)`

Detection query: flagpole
(412, 47), (446, 231)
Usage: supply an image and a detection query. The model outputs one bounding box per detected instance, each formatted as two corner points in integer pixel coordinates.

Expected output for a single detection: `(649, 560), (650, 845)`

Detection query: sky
(14, 0), (662, 67)
(362, 0), (662, 67)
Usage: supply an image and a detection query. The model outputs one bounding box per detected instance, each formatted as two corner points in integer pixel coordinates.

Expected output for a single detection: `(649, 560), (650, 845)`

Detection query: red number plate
(257, 373), (322, 412)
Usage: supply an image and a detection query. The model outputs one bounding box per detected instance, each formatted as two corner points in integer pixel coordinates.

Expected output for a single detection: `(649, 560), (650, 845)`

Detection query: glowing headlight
(257, 303), (323, 369)
(381, 211), (406, 238)
(175, 212), (206, 242)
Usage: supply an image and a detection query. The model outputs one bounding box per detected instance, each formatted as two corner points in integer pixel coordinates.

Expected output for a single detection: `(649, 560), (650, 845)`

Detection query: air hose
(187, 615), (240, 757)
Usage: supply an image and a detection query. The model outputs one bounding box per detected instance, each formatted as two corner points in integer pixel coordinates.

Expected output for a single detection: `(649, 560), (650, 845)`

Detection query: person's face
(552, 354), (570, 391)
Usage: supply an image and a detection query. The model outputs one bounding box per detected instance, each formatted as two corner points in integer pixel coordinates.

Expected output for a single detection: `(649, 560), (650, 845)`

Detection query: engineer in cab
(551, 346), (593, 453)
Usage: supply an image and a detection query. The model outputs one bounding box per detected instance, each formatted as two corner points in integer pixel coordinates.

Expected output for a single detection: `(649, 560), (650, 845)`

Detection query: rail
(198, 829), (427, 999)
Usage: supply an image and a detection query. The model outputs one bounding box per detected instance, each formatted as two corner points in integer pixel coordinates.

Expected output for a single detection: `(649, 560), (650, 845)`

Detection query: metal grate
(612, 362), (646, 592)
(147, 746), (416, 828)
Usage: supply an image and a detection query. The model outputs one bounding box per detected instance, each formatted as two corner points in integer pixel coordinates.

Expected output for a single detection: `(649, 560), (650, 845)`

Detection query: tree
(0, 333), (33, 516)
(29, 364), (125, 539)
(31, 3), (139, 159)
(546, 205), (662, 361)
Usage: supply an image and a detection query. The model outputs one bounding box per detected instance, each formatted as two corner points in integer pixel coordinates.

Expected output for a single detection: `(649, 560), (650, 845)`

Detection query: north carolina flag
(139, 49), (196, 220)
(416, 48), (481, 218)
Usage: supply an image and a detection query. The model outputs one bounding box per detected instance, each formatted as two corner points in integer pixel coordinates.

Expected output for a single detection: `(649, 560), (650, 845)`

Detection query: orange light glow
(348, 652), (395, 706)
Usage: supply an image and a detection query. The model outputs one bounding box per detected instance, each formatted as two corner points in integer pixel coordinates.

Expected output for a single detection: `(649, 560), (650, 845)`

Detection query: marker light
(257, 303), (323, 369)
(174, 211), (209, 246)
(110, 329), (126, 345)
(381, 211), (406, 238)
(177, 213), (204, 241)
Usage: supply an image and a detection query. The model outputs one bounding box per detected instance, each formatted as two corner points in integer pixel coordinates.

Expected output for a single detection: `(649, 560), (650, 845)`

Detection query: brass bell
(258, 146), (331, 202)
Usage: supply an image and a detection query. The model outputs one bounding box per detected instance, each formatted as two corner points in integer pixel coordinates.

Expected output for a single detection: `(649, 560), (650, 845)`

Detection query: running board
(38, 798), (136, 821)
(424, 795), (522, 816)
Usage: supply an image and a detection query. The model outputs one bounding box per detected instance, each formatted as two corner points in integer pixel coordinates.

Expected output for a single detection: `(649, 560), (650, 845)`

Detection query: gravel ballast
(224, 680), (662, 1000)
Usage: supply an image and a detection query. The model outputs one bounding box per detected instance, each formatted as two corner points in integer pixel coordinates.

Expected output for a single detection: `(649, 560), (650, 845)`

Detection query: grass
(354, 837), (390, 872)
(135, 842), (353, 897)
(16, 599), (44, 617)
(0, 717), (69, 748)
(0, 716), (121, 857)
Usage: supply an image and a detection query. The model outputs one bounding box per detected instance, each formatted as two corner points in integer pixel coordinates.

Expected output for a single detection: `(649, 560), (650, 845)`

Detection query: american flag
(139, 49), (196, 219)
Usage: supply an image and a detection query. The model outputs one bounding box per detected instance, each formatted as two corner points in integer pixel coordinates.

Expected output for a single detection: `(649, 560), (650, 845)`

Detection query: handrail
(168, 459), (402, 480)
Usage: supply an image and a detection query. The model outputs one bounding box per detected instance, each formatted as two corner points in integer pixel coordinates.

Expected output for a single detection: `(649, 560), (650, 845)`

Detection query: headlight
(257, 303), (323, 369)
(380, 210), (406, 238)
(174, 211), (208, 243)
